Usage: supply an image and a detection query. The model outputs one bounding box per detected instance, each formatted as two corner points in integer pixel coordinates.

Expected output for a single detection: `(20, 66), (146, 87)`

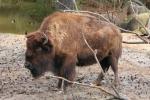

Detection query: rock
(126, 13), (150, 35)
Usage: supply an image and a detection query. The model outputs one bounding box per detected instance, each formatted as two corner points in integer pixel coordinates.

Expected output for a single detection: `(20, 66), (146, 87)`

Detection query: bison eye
(41, 46), (50, 52)
(35, 46), (49, 53)
(36, 47), (42, 52)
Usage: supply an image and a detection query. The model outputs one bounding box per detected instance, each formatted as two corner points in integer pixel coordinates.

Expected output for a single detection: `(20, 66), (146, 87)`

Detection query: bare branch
(47, 74), (126, 99)
(72, 0), (78, 11)
(81, 32), (105, 75)
(64, 10), (149, 44)
(64, 2), (125, 98)
(130, 0), (136, 14)
(64, 10), (110, 22)
(71, 1), (105, 81)
(122, 41), (145, 44)
(120, 28), (149, 43)
(61, 79), (64, 91)
(56, 0), (71, 10)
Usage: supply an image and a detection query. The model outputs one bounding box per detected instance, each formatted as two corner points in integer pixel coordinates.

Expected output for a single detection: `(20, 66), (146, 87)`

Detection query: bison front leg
(57, 54), (76, 91)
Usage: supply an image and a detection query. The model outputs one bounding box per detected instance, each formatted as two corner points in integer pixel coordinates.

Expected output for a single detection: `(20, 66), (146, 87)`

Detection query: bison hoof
(113, 80), (120, 87)
(92, 80), (102, 86)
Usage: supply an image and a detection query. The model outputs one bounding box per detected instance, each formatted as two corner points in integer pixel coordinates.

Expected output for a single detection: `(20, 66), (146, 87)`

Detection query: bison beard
(25, 12), (122, 90)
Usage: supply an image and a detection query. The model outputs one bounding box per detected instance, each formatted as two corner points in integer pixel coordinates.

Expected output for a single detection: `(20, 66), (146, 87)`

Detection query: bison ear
(26, 33), (35, 39)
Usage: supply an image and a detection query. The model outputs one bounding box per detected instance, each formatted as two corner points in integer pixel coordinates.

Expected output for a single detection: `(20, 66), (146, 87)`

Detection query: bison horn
(42, 32), (48, 45)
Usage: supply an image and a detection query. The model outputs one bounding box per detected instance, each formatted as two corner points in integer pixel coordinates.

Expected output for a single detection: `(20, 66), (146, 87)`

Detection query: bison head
(25, 31), (54, 78)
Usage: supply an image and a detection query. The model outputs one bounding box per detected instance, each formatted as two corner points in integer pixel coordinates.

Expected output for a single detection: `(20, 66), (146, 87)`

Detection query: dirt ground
(0, 33), (150, 100)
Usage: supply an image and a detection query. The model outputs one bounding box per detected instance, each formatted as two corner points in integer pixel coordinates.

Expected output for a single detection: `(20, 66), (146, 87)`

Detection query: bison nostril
(24, 62), (32, 69)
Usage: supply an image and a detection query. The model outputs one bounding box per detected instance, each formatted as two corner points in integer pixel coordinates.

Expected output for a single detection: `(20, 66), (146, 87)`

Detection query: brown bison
(25, 12), (122, 90)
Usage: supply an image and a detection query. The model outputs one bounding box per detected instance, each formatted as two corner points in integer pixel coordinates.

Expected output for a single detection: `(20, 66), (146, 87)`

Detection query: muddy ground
(0, 33), (150, 100)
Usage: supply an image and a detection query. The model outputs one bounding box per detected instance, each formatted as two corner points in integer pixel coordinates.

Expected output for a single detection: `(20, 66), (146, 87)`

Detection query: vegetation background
(0, 0), (149, 34)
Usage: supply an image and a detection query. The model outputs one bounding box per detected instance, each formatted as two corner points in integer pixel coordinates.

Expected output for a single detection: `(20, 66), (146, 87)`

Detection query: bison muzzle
(25, 12), (122, 90)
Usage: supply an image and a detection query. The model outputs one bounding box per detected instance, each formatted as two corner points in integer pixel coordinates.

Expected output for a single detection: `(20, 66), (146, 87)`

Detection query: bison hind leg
(100, 56), (111, 72)
(94, 56), (111, 85)
(109, 56), (119, 87)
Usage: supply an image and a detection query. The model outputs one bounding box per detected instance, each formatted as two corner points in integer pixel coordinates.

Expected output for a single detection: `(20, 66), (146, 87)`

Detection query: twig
(120, 28), (149, 43)
(81, 32), (104, 75)
(67, 9), (149, 44)
(81, 20), (122, 100)
(72, 0), (104, 80)
(48, 74), (125, 99)
(64, 10), (149, 44)
(122, 41), (145, 44)
(61, 79), (64, 91)
(65, 2), (124, 98)
(64, 10), (110, 22)
(111, 85), (120, 98)
(56, 0), (71, 10)
(130, 0), (136, 14)
(59, 1), (127, 99)
(106, 10), (111, 23)
(81, 27), (123, 100)
(73, 0), (78, 11)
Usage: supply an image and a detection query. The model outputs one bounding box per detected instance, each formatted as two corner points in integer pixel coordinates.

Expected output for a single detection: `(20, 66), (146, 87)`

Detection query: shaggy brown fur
(25, 12), (122, 90)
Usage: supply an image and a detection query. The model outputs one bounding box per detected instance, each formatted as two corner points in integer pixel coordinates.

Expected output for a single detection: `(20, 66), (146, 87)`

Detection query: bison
(25, 12), (122, 90)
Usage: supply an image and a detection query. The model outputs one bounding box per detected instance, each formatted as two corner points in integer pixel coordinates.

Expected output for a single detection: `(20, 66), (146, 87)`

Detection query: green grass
(0, 0), (56, 34)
